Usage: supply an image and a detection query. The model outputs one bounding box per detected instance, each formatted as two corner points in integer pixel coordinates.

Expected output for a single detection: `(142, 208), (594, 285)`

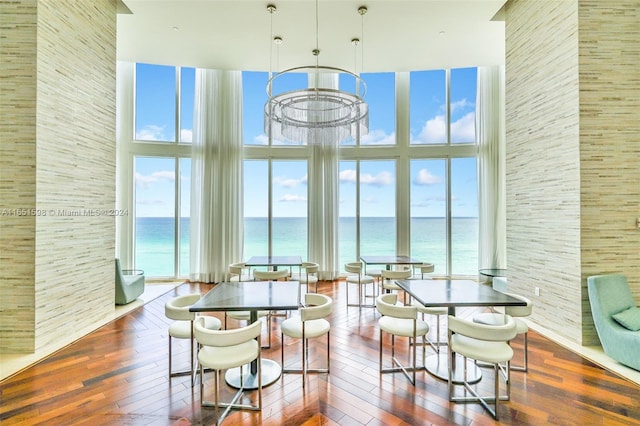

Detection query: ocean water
(135, 217), (478, 277)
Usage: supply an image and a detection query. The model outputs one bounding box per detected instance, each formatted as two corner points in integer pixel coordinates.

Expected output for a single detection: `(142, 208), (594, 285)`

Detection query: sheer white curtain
(190, 69), (243, 283)
(307, 72), (340, 280)
(476, 65), (506, 270)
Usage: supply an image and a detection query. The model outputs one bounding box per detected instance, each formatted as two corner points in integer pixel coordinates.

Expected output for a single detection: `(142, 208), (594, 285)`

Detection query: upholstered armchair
(587, 274), (640, 371)
(115, 258), (145, 305)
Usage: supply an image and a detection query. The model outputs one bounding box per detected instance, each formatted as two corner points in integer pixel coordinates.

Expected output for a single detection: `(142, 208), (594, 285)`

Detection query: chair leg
(214, 369), (220, 419)
(412, 335), (417, 385)
(326, 331), (330, 373)
(505, 332), (528, 373)
(345, 280), (351, 312)
(190, 325), (195, 387)
(511, 332), (528, 372)
(302, 337), (307, 388)
(379, 330), (383, 373)
(449, 356), (511, 420)
(523, 333), (528, 371)
(266, 314), (272, 349)
(435, 315), (441, 352)
(199, 364), (205, 407)
(281, 332), (285, 373)
(380, 332), (419, 385)
(494, 363), (500, 420)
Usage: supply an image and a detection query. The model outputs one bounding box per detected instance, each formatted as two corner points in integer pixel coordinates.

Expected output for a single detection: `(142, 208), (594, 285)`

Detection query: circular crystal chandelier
(264, 3), (369, 144)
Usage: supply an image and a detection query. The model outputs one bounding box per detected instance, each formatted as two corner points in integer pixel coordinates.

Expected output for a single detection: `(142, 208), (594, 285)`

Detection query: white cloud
(254, 134), (269, 145)
(279, 194), (307, 202)
(361, 129), (396, 145)
(136, 125), (166, 141)
(413, 168), (441, 185)
(135, 170), (175, 189)
(340, 169), (357, 183)
(274, 175), (305, 188)
(451, 98), (472, 114)
(361, 171), (393, 187)
(136, 199), (165, 205)
(339, 169), (393, 186)
(180, 128), (192, 143)
(451, 111), (475, 142)
(411, 97), (476, 144)
(414, 115), (446, 144)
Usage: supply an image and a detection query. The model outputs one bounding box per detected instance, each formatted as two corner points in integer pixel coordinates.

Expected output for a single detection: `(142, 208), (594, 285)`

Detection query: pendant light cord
(313, 0), (320, 95)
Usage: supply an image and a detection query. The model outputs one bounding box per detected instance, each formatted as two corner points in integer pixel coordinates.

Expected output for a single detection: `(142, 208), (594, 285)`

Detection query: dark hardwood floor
(1, 281), (639, 425)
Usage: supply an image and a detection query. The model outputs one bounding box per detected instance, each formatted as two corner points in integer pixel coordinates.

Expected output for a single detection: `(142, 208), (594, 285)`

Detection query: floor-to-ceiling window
(119, 63), (193, 277)
(408, 69), (478, 276)
(359, 160), (396, 256)
(119, 65), (479, 279)
(338, 158), (398, 266)
(242, 159), (309, 261)
(409, 159), (447, 275)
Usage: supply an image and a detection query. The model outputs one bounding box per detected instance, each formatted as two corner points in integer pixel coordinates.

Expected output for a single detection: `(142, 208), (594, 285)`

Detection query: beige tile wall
(577, 1), (640, 345)
(0, 0), (38, 353)
(0, 0), (117, 353)
(505, 0), (640, 345)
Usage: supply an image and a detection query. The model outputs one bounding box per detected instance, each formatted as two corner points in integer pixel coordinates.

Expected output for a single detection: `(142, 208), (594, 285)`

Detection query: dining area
(2, 266), (638, 426)
(164, 255), (534, 424)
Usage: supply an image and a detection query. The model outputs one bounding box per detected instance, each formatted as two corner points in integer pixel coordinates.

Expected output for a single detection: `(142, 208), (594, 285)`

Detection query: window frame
(118, 65), (479, 279)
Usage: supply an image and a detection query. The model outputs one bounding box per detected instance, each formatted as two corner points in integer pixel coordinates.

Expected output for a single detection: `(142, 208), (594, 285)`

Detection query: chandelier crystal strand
(264, 2), (369, 144)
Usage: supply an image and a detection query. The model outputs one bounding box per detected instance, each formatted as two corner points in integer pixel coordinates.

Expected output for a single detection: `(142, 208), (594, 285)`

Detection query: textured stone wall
(577, 1), (640, 345)
(0, 0), (117, 353)
(0, 0), (38, 353)
(505, 0), (582, 342)
(505, 0), (639, 345)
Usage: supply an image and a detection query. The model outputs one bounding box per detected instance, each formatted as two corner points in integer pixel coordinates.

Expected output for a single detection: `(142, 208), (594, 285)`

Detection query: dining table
(360, 255), (423, 275)
(245, 255), (303, 275)
(189, 280), (301, 389)
(394, 279), (527, 383)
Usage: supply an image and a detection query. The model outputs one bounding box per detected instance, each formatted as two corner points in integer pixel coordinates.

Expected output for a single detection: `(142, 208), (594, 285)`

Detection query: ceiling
(117, 0), (506, 73)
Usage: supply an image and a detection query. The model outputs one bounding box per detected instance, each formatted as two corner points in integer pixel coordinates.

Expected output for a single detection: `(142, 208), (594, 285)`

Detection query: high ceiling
(117, 0), (506, 73)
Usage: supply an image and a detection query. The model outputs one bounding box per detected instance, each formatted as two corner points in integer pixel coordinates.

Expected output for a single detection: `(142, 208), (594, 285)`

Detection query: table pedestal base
(225, 359), (281, 390)
(425, 352), (482, 384)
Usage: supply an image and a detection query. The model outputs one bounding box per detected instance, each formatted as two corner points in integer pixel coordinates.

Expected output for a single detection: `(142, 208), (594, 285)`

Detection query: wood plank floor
(1, 281), (639, 425)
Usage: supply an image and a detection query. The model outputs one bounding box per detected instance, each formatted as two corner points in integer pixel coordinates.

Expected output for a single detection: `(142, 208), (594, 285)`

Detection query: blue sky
(133, 64), (478, 218)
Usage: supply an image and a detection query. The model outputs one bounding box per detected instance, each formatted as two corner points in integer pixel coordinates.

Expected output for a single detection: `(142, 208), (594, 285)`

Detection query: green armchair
(115, 258), (145, 305)
(587, 274), (640, 371)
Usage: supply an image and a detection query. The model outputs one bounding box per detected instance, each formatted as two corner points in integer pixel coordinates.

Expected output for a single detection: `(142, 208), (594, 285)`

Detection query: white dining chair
(165, 294), (222, 386)
(344, 262), (376, 311)
(411, 262), (435, 279)
(194, 318), (262, 423)
(228, 262), (252, 282)
(473, 292), (533, 372)
(253, 269), (289, 281)
(291, 261), (319, 292)
(447, 314), (517, 420)
(380, 268), (412, 304)
(375, 293), (429, 385)
(281, 293), (333, 387)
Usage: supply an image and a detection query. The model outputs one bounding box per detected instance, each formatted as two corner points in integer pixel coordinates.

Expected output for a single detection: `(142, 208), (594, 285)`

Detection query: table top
(360, 255), (423, 265)
(189, 281), (301, 312)
(395, 279), (526, 308)
(478, 268), (507, 277)
(245, 256), (303, 267)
